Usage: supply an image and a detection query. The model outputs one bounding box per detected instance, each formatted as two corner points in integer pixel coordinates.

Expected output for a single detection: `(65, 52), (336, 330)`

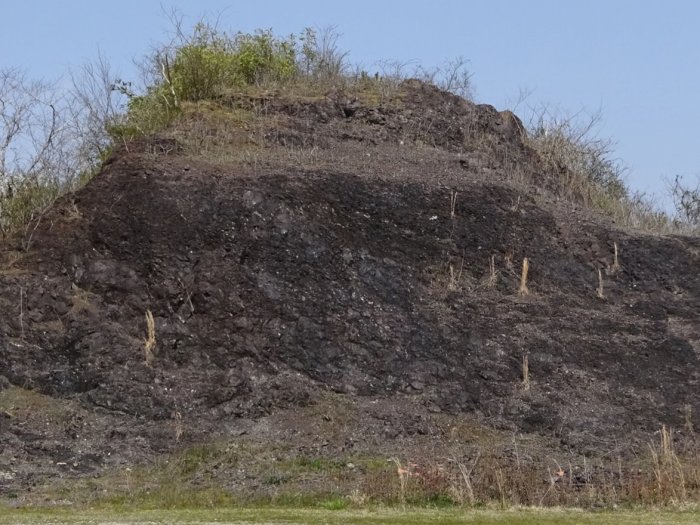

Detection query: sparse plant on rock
(596, 268), (605, 299)
(484, 254), (498, 289)
(611, 242), (621, 273)
(518, 258), (529, 296)
(521, 354), (530, 390)
(143, 309), (156, 366)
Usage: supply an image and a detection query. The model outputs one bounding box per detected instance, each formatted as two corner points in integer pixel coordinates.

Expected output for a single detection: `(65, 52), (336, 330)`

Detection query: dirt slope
(0, 80), (698, 496)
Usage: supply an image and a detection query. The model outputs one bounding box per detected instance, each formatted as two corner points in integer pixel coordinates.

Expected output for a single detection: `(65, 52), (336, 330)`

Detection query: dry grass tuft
(612, 242), (621, 273)
(648, 425), (688, 502)
(484, 255), (498, 289)
(389, 457), (408, 505)
(69, 284), (99, 316)
(684, 404), (694, 435)
(521, 354), (530, 391)
(596, 268), (605, 299)
(450, 190), (458, 219)
(447, 257), (464, 292)
(504, 250), (514, 272)
(19, 286), (25, 340)
(143, 309), (156, 366)
(174, 410), (184, 442)
(510, 195), (521, 213)
(453, 451), (480, 505)
(518, 258), (529, 296)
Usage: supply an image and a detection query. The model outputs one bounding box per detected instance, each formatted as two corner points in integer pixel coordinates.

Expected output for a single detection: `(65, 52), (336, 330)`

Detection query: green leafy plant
(164, 25), (298, 103)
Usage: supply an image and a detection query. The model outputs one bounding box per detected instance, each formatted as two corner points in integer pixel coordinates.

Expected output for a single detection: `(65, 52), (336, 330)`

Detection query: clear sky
(2, 0), (699, 206)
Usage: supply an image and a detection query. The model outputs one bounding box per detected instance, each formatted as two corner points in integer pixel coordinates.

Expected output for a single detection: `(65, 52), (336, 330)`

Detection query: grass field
(1, 506), (700, 525)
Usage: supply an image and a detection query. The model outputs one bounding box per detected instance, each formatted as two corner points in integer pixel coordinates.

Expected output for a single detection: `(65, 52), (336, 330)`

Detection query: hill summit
(1, 80), (698, 505)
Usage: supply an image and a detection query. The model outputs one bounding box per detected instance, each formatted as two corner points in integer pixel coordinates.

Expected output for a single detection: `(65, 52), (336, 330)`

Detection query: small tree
(0, 68), (77, 238)
(154, 22), (300, 104)
(69, 50), (126, 164)
(299, 26), (349, 81)
(416, 56), (474, 100)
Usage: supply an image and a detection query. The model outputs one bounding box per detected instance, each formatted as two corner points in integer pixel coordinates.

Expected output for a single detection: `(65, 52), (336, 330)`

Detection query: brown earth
(0, 80), (698, 501)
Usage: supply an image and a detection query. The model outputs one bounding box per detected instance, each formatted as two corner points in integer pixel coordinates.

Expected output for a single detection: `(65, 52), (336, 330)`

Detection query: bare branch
(669, 175), (700, 229)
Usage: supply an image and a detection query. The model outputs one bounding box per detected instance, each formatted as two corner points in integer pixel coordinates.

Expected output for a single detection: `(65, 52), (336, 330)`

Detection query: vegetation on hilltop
(0, 16), (698, 242)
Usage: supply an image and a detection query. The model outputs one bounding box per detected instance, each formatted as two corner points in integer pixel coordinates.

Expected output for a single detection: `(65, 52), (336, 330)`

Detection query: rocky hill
(1, 80), (698, 504)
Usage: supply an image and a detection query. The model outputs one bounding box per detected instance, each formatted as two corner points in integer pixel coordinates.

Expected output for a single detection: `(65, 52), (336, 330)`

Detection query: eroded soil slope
(0, 81), (698, 495)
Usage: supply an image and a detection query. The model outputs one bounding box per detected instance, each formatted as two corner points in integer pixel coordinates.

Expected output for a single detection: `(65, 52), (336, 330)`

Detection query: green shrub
(233, 29), (297, 85)
(168, 24), (240, 102)
(113, 26), (305, 138)
(108, 85), (179, 141)
(167, 26), (298, 104)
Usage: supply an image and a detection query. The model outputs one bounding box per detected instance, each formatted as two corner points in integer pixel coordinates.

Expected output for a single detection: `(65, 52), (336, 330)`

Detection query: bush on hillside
(166, 26), (298, 103)
(520, 106), (700, 233)
(523, 106), (665, 229)
(109, 24), (348, 141)
(107, 84), (179, 141)
(526, 107), (627, 202)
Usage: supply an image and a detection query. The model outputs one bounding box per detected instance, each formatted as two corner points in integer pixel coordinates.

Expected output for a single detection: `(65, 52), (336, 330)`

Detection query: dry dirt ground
(0, 81), (698, 503)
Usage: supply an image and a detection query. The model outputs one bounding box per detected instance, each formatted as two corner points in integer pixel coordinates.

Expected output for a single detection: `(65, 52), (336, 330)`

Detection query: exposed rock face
(0, 80), (698, 493)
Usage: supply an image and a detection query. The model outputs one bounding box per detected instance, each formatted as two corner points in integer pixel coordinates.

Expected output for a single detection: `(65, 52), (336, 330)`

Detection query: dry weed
(174, 411), (184, 442)
(521, 354), (530, 391)
(611, 242), (621, 273)
(596, 268), (605, 299)
(684, 404), (694, 435)
(447, 258), (464, 292)
(518, 257), (529, 296)
(504, 250), (514, 272)
(649, 425), (688, 502)
(484, 254), (498, 289)
(450, 190), (458, 219)
(453, 451), (480, 505)
(143, 309), (156, 366)
(389, 457), (408, 505)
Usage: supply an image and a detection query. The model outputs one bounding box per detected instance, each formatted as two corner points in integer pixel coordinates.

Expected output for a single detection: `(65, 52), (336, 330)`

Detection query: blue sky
(2, 1), (699, 207)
